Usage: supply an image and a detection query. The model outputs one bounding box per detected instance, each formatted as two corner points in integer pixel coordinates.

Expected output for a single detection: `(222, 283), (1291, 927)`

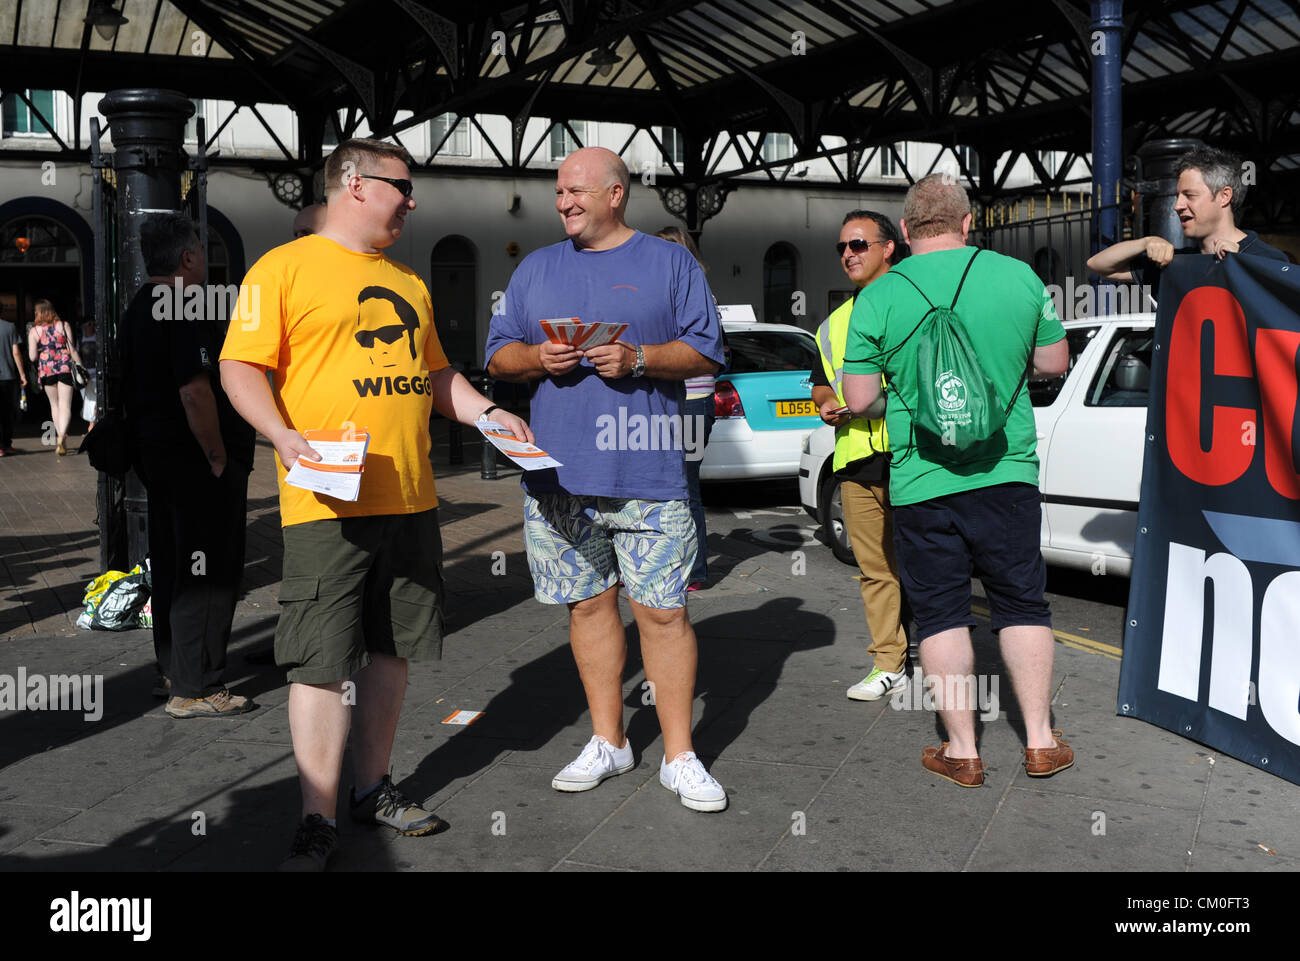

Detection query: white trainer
(551, 735), (634, 792)
(659, 751), (727, 812)
(847, 668), (909, 701)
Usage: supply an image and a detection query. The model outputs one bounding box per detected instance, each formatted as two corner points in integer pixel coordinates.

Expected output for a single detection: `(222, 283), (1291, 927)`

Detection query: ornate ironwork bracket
(655, 181), (733, 237)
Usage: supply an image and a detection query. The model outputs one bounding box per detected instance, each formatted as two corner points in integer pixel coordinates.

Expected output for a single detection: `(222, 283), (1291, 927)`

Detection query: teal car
(700, 320), (823, 482)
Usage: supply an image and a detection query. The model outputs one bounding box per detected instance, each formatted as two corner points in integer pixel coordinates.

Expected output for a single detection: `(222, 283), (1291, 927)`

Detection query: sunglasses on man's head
(360, 174), (414, 198)
(836, 238), (886, 256)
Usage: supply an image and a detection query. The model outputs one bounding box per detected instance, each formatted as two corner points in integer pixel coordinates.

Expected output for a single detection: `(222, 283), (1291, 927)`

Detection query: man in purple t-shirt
(486, 147), (727, 812)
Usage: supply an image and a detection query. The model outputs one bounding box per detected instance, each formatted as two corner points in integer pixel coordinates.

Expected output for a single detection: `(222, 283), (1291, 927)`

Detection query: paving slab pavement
(0, 421), (1297, 877)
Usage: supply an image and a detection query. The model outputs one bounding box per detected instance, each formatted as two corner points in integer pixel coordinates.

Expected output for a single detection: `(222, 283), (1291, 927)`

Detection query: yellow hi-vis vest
(815, 296), (889, 473)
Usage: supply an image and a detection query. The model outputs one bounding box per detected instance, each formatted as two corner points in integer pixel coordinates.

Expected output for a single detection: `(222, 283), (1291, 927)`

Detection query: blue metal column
(1091, 0), (1124, 255)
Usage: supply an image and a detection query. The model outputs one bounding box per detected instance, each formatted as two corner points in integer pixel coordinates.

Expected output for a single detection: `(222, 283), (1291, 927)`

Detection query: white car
(699, 319), (822, 483)
(800, 313), (1155, 574)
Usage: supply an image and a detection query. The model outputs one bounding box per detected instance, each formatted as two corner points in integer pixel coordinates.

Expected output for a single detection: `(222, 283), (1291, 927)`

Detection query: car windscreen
(725, 330), (818, 373)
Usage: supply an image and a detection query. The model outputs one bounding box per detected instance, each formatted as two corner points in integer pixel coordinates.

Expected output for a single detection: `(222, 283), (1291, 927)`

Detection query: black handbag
(71, 362), (89, 388)
(82, 411), (131, 477)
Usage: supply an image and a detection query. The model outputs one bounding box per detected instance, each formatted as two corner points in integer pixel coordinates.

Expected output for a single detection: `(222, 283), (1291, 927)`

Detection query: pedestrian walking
(26, 299), (82, 455)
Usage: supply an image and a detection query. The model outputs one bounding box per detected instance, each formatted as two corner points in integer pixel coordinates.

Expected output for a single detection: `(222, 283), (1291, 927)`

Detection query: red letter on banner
(1166, 286), (1253, 486)
(1255, 328), (1300, 500)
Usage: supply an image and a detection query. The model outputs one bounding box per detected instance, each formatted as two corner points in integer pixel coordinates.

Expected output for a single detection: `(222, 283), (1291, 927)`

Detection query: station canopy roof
(2, 0), (1298, 196)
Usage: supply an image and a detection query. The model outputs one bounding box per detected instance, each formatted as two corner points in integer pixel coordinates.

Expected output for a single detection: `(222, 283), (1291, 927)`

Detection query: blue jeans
(683, 396), (715, 584)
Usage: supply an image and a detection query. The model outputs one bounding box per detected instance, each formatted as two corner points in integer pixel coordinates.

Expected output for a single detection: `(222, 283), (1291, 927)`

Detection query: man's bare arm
(488, 341), (580, 382)
(428, 366), (533, 443)
(584, 340), (721, 380)
(843, 371), (886, 419)
(1032, 338), (1070, 378)
(1086, 236), (1174, 282)
(177, 374), (227, 476)
(219, 359), (320, 469)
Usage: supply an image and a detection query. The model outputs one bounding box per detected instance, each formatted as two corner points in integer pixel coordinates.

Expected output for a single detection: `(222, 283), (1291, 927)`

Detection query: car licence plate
(776, 399), (817, 418)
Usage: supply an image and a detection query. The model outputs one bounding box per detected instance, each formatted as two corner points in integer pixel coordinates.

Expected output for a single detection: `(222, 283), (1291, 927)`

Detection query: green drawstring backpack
(879, 249), (1030, 464)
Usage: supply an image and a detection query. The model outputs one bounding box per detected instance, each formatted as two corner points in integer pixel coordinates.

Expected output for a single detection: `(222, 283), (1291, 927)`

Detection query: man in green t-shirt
(842, 174), (1072, 789)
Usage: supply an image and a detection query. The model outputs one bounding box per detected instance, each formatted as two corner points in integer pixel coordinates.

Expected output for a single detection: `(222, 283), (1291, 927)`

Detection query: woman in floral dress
(26, 299), (83, 456)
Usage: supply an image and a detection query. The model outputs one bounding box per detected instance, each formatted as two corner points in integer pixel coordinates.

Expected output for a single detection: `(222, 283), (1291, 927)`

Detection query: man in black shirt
(122, 212), (256, 717)
(1087, 146), (1290, 301)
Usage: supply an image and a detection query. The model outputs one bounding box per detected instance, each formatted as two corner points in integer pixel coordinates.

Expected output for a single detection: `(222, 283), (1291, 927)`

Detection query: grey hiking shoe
(278, 814), (338, 872)
(350, 774), (447, 837)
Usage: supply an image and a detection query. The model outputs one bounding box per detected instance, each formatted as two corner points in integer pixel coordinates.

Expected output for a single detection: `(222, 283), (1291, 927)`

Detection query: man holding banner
(1086, 146), (1289, 293)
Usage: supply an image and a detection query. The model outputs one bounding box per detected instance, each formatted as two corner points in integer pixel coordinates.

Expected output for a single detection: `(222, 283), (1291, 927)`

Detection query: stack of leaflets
(475, 421), (562, 470)
(539, 317), (628, 349)
(285, 428), (370, 501)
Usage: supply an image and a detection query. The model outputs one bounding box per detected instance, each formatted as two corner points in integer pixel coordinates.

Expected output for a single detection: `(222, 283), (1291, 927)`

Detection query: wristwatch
(477, 404), (500, 422)
(631, 345), (646, 378)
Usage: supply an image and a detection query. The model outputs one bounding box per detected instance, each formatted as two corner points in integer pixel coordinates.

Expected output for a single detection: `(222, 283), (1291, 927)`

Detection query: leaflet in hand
(539, 317), (628, 349)
(284, 428), (369, 502)
(475, 421), (562, 470)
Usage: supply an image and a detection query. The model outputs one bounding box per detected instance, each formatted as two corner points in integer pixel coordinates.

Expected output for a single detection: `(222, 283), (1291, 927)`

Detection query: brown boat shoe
(921, 743), (986, 788)
(1023, 729), (1074, 777)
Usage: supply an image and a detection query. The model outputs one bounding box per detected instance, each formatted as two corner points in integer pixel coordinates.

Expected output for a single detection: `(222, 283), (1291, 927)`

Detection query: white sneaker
(847, 668), (909, 701)
(659, 752), (727, 812)
(551, 735), (634, 792)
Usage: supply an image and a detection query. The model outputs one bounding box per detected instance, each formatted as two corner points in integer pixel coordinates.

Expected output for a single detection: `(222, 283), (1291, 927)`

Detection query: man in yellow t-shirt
(220, 138), (532, 872)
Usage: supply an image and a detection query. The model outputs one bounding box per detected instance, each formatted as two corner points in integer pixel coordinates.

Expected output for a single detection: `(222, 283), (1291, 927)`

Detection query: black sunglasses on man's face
(360, 174), (414, 198)
(836, 238), (887, 257)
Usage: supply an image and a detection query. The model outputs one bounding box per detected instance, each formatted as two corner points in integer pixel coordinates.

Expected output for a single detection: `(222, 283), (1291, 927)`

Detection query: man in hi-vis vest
(811, 209), (911, 701)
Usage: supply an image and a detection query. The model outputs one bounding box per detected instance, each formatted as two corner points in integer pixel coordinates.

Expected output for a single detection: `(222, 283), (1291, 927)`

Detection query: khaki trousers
(841, 478), (909, 673)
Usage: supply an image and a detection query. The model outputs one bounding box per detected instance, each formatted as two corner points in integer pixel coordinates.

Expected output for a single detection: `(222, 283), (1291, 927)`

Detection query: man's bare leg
(569, 586), (628, 748)
(288, 680), (350, 818)
(352, 653), (408, 787)
(630, 601), (697, 761)
(999, 624), (1057, 749)
(918, 627), (978, 758)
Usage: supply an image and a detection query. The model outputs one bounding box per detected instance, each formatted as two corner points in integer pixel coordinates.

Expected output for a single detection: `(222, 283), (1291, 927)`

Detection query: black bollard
(472, 372), (499, 480)
(448, 419), (463, 465)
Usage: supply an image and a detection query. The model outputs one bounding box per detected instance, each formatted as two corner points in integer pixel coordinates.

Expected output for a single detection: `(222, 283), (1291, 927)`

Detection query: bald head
(561, 147), (630, 208)
(555, 147), (636, 250)
(292, 203), (327, 238)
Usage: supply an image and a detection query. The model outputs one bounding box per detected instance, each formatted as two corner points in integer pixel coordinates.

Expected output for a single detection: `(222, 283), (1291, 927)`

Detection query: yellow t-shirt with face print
(221, 234), (450, 527)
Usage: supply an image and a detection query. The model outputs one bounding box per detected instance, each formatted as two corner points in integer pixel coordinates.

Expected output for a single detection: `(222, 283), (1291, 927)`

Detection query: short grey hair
(1176, 146), (1248, 215)
(139, 212), (200, 276)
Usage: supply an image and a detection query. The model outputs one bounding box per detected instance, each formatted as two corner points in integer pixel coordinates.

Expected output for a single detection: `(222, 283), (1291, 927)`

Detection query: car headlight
(801, 432), (811, 455)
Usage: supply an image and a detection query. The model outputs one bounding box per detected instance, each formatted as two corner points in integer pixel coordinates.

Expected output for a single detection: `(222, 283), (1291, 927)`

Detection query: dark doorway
(429, 235), (479, 370)
(762, 241), (799, 327)
(0, 215), (83, 333)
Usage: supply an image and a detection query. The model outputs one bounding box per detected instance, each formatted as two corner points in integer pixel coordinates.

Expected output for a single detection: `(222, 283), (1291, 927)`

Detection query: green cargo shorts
(275, 509), (445, 685)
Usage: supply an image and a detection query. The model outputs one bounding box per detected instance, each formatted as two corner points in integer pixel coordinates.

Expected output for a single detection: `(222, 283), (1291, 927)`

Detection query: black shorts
(40, 372), (74, 388)
(892, 482), (1051, 641)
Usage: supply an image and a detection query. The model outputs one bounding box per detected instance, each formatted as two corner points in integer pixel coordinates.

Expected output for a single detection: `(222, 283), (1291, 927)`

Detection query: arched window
(429, 235), (479, 369)
(762, 241), (799, 326)
(1, 216), (80, 264)
(0, 215), (83, 329)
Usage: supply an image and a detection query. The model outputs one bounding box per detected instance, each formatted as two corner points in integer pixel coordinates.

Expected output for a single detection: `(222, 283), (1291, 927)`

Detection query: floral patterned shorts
(523, 492), (696, 609)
